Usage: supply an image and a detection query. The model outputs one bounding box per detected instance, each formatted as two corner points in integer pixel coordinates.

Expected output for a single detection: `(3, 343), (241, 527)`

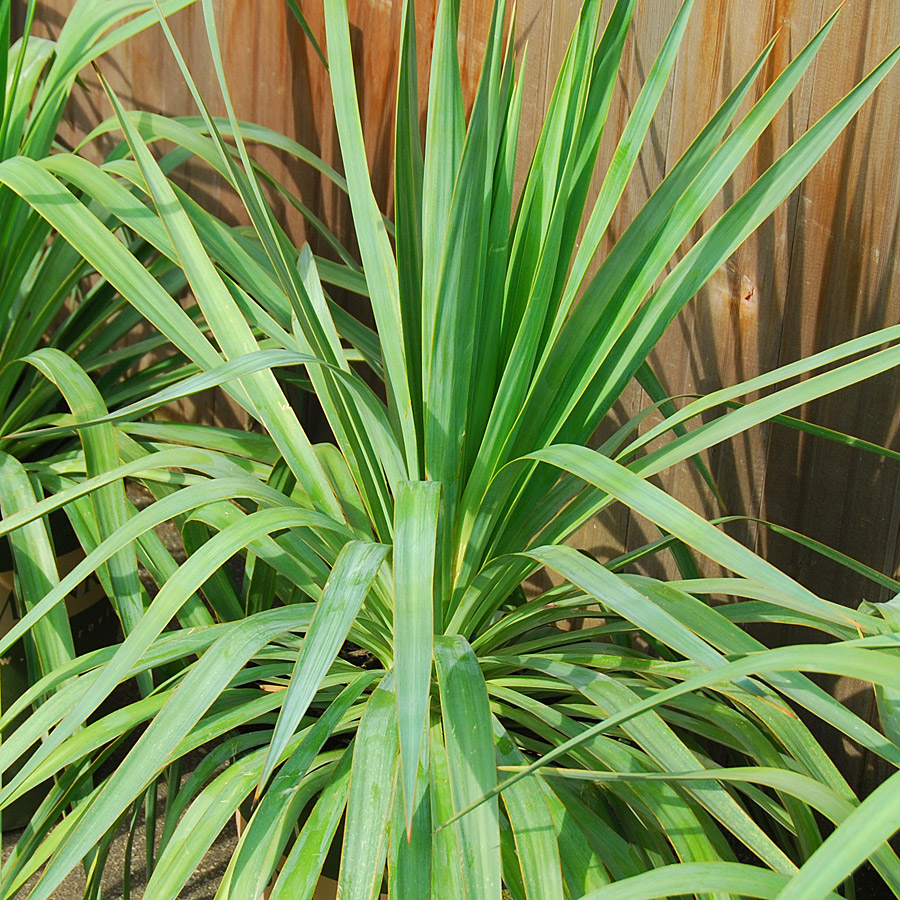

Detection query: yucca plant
(0, 0), (206, 450)
(0, 0), (205, 686)
(2, 0), (900, 898)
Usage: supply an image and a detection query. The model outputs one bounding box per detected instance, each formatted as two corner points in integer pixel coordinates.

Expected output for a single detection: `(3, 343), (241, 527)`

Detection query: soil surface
(1, 815), (237, 899)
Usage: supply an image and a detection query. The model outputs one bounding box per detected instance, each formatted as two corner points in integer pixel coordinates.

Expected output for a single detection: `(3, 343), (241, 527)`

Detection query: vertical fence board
(758, 0), (900, 783)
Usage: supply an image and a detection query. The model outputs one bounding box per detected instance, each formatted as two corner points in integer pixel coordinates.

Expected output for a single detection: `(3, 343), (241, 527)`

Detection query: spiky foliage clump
(2, 1), (900, 898)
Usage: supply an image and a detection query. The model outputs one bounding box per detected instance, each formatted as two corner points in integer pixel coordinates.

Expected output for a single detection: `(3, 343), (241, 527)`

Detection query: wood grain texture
(26, 0), (900, 786)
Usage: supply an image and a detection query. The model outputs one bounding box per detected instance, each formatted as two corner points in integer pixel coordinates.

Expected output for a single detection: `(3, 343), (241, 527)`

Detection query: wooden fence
(26, 0), (900, 788)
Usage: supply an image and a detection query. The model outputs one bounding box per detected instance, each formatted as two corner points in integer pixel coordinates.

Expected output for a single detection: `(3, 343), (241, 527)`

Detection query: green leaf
(284, 0), (327, 69)
(394, 0), (424, 468)
(428, 717), (465, 900)
(0, 157), (223, 375)
(456, 640), (900, 825)
(22, 350), (146, 648)
(0, 506), (335, 814)
(516, 657), (794, 872)
(422, 0), (507, 494)
(221, 677), (374, 900)
(267, 749), (352, 900)
(393, 480), (441, 833)
(96, 64), (344, 521)
(776, 767), (900, 900)
(421, 0), (463, 364)
(389, 752), (432, 900)
(577, 862), (842, 900)
(434, 635), (501, 900)
(492, 718), (564, 900)
(529, 445), (865, 630)
(21, 605), (315, 900)
(257, 540), (388, 792)
(524, 544), (734, 673)
(338, 674), (399, 900)
(0, 453), (74, 675)
(323, 0), (418, 473)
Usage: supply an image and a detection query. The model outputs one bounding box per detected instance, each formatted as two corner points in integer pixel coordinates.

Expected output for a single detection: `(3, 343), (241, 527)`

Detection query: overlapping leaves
(1, 0), (900, 898)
